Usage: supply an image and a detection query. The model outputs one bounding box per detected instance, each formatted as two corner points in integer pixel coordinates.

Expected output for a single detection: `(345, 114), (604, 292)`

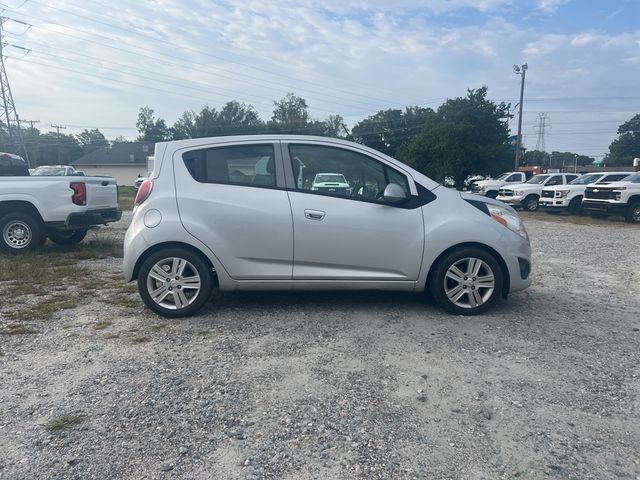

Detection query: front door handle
(304, 209), (326, 220)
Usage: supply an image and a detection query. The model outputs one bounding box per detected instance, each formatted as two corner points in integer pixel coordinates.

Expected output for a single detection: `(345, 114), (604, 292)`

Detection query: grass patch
(104, 332), (120, 339)
(130, 335), (150, 344)
(46, 415), (85, 433)
(6, 296), (80, 321)
(93, 320), (113, 330)
(0, 324), (39, 335)
(150, 324), (167, 332)
(118, 185), (136, 211)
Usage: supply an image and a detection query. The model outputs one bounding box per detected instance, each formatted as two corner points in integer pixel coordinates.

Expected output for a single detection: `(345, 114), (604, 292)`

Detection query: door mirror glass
(383, 183), (407, 204)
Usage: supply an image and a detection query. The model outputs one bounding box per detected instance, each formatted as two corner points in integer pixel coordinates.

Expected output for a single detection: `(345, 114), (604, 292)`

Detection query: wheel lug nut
(175, 276), (179, 280)
(463, 285), (467, 289)
(168, 287), (173, 291)
(464, 276), (468, 280)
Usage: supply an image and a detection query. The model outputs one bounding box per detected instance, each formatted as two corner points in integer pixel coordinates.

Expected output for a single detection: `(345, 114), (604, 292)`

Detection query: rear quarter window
(182, 144), (276, 188)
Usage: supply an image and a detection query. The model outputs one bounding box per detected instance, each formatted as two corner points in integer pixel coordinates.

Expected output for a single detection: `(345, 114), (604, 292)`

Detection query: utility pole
(51, 124), (66, 164)
(0, 17), (30, 166)
(20, 119), (40, 131)
(513, 63), (528, 171)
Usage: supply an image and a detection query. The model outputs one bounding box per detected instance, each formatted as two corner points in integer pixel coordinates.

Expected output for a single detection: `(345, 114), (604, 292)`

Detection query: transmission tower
(0, 17), (30, 165)
(534, 112), (549, 153)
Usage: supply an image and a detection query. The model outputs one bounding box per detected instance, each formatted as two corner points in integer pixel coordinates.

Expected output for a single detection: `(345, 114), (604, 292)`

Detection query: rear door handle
(304, 209), (326, 220)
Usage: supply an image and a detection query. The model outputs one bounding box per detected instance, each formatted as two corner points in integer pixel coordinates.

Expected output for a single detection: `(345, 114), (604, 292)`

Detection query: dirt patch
(0, 212), (638, 479)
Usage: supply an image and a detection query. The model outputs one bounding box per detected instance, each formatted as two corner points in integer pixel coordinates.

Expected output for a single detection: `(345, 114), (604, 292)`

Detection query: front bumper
(581, 200), (626, 216)
(496, 195), (525, 207)
(502, 232), (532, 294)
(539, 198), (568, 210)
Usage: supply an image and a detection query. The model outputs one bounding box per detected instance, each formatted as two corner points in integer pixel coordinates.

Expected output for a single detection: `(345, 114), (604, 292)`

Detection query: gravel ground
(1, 213), (639, 480)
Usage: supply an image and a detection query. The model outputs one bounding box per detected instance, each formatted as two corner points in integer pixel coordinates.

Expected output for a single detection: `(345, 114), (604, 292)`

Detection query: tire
(0, 212), (43, 254)
(430, 247), (504, 316)
(523, 195), (539, 212)
(626, 202), (640, 224)
(137, 248), (213, 318)
(486, 191), (498, 199)
(48, 228), (88, 245)
(567, 197), (583, 215)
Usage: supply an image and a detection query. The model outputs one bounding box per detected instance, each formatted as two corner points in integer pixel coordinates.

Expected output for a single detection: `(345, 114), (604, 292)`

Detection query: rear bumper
(581, 200), (626, 216)
(65, 208), (122, 227)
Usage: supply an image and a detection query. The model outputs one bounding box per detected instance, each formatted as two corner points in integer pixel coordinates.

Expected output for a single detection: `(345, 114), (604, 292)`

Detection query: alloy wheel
(444, 257), (495, 309)
(146, 257), (202, 310)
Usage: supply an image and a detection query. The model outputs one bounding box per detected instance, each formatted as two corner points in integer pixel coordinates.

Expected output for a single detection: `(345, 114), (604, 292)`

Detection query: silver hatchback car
(123, 135), (531, 318)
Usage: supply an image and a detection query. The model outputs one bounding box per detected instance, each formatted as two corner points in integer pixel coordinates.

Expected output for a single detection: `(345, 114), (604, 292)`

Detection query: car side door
(173, 141), (293, 280)
(283, 142), (425, 281)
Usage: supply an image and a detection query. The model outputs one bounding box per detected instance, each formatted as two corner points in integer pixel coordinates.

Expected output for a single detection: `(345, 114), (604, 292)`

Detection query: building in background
(71, 142), (154, 185)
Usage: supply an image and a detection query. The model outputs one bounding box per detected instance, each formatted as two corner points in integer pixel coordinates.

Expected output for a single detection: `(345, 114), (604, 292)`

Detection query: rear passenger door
(174, 141), (293, 280)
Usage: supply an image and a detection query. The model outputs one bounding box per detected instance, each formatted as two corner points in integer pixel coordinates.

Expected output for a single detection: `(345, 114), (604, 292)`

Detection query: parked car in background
(124, 135), (532, 318)
(0, 175), (121, 253)
(31, 165), (83, 176)
(135, 172), (152, 189)
(582, 172), (640, 223)
(310, 173), (351, 195)
(539, 172), (635, 214)
(0, 152), (29, 177)
(471, 172), (529, 198)
(497, 173), (579, 211)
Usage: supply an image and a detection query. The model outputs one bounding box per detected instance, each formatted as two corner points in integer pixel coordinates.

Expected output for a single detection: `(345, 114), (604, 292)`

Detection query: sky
(2, 0), (640, 159)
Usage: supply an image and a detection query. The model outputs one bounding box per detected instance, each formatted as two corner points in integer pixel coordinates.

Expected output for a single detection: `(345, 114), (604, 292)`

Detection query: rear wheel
(430, 247), (504, 315)
(523, 195), (539, 211)
(626, 202), (640, 223)
(48, 228), (88, 245)
(0, 212), (43, 254)
(137, 248), (213, 318)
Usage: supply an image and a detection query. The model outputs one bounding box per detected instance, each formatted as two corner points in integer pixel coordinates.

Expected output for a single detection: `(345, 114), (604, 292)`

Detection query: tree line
(1, 89), (637, 186)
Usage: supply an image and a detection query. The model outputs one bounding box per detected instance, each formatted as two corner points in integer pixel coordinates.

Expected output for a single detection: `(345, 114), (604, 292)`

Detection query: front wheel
(626, 202), (640, 223)
(523, 195), (539, 212)
(0, 212), (43, 254)
(430, 247), (504, 315)
(48, 228), (88, 245)
(567, 197), (583, 215)
(137, 248), (213, 318)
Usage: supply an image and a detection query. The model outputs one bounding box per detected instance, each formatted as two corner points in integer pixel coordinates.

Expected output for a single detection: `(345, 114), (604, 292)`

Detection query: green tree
(522, 150), (549, 166)
(548, 151), (594, 169)
(171, 110), (197, 140)
(400, 87), (511, 189)
(136, 106), (170, 142)
(322, 114), (349, 138)
(352, 107), (435, 158)
(607, 114), (640, 166)
(269, 93), (310, 133)
(76, 129), (109, 155)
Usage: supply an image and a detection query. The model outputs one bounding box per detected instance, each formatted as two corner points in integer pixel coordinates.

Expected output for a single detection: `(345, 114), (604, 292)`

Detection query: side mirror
(383, 183), (408, 204)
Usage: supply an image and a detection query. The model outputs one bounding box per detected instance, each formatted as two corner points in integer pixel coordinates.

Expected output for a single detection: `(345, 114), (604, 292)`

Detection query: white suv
(123, 136), (532, 317)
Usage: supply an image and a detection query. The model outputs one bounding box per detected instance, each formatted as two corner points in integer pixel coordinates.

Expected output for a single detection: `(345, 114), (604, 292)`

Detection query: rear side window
(182, 144), (276, 188)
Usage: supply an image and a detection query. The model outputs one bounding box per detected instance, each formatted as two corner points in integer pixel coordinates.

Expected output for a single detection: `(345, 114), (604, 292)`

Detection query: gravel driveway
(1, 213), (639, 480)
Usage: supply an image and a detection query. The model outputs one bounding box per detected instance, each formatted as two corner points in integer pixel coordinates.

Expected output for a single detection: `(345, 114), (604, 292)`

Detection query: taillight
(70, 182), (87, 205)
(134, 179), (153, 206)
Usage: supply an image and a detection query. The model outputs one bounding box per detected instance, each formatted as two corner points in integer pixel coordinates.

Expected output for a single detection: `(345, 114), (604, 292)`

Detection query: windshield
(315, 174), (346, 183)
(525, 174), (550, 184)
(495, 173), (510, 180)
(32, 167), (66, 176)
(570, 174), (603, 185)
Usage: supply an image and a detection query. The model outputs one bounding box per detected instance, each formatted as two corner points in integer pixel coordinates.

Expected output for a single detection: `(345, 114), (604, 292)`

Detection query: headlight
(477, 185), (485, 192)
(614, 187), (627, 191)
(487, 204), (529, 241)
(557, 189), (570, 198)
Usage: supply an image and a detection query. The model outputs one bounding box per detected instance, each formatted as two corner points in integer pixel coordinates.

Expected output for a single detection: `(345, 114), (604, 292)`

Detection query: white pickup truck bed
(0, 175), (122, 252)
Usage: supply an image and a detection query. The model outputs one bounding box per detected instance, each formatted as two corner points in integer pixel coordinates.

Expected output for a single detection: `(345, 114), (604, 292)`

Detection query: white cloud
(3, 0), (638, 157)
(535, 0), (570, 13)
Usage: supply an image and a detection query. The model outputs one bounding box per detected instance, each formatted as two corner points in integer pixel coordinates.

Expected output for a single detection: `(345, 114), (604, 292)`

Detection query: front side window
(289, 144), (410, 202)
(546, 175), (563, 186)
(505, 174), (521, 182)
(182, 144), (276, 187)
(571, 174), (602, 185)
(565, 175), (578, 183)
